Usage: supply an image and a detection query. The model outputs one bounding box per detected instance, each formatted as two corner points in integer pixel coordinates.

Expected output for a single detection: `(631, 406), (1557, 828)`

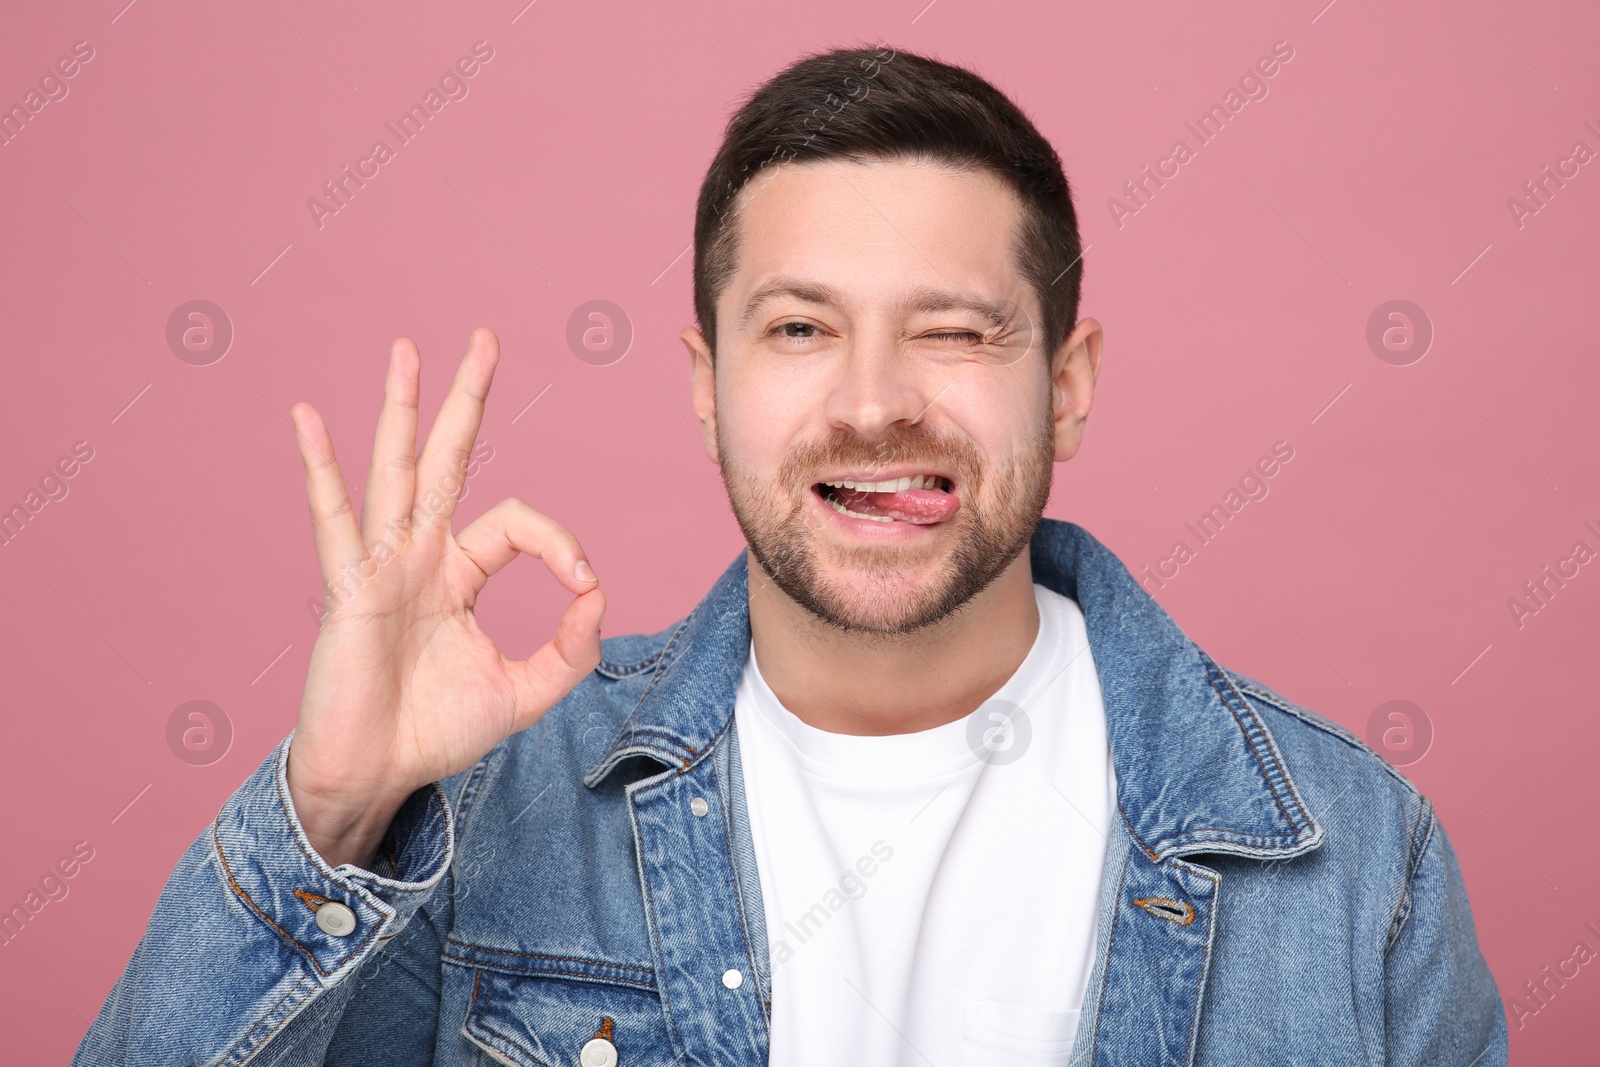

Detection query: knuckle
(320, 497), (355, 522)
(489, 497), (579, 554)
(502, 496), (556, 529)
(495, 496), (534, 520)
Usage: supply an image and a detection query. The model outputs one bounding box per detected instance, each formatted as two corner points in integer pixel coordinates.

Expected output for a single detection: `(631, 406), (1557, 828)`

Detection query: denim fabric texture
(73, 519), (1508, 1066)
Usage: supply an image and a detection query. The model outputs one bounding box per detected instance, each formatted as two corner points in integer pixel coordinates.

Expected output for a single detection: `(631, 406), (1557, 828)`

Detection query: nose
(822, 321), (941, 438)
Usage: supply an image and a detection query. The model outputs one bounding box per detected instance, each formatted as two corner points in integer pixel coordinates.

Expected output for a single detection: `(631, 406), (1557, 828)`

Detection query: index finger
(453, 497), (599, 600)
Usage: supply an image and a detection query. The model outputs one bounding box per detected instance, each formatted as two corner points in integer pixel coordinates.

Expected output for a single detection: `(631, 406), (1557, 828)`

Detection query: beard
(717, 407), (1057, 637)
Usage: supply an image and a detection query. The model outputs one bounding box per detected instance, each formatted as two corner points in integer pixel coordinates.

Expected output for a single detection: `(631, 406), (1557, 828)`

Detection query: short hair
(692, 43), (1085, 364)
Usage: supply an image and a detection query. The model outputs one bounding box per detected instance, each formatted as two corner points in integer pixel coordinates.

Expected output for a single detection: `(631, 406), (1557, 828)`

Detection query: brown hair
(692, 43), (1085, 363)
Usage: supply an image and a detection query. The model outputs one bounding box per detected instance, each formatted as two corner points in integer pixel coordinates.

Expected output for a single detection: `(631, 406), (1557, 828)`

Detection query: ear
(681, 324), (720, 464)
(1050, 317), (1103, 463)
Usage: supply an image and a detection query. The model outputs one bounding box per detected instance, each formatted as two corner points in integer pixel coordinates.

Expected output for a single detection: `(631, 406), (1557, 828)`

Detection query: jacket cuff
(211, 732), (454, 984)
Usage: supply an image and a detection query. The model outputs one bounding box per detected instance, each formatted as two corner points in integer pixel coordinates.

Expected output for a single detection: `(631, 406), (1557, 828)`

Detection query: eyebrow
(738, 276), (1018, 333)
(896, 285), (1018, 329)
(739, 277), (846, 332)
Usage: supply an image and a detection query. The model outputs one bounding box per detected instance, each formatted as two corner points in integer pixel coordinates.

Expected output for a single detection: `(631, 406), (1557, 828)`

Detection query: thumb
(504, 586), (605, 733)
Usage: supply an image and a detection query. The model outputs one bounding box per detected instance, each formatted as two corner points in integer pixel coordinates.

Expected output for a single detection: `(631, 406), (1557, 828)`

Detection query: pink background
(1, 0), (1596, 1061)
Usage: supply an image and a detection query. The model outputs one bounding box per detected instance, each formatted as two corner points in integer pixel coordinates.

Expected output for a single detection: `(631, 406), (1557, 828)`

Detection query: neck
(746, 548), (1040, 735)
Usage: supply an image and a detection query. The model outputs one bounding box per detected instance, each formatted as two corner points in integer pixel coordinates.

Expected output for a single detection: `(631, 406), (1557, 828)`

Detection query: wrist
(285, 745), (414, 869)
(297, 805), (400, 871)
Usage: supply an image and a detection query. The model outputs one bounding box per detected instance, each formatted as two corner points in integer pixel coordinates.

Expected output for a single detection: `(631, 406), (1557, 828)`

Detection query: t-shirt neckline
(739, 583), (1072, 783)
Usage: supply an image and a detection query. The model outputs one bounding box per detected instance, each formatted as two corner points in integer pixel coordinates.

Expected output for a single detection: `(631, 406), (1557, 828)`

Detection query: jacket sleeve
(1383, 801), (1508, 1066)
(72, 733), (456, 1066)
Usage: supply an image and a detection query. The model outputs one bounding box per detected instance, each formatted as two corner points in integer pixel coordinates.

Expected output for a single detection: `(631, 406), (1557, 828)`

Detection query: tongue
(834, 486), (959, 524)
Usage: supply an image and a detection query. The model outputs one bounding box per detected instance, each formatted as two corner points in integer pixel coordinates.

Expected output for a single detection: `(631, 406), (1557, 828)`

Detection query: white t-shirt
(734, 583), (1116, 1067)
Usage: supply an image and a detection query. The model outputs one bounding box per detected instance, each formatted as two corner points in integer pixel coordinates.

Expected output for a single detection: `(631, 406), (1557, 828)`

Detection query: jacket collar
(585, 518), (1323, 862)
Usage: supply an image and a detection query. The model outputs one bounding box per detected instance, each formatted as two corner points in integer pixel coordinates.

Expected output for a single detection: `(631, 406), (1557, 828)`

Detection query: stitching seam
(213, 820), (327, 977)
(470, 967), (556, 1067)
(628, 618), (693, 716)
(214, 816), (384, 974)
(1115, 800), (1160, 862)
(597, 647), (670, 677)
(444, 939), (654, 974)
(223, 974), (316, 1066)
(1087, 845), (1132, 1065)
(611, 726), (697, 755)
(1176, 862), (1222, 1067)
(1385, 797), (1436, 956)
(710, 721), (767, 1032)
(629, 790), (688, 1056)
(1203, 662), (1300, 830)
(1230, 674), (1423, 798)
(443, 954), (657, 992)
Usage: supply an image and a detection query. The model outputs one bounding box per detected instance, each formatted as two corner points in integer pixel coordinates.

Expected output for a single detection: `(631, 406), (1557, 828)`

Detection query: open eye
(768, 321), (824, 342)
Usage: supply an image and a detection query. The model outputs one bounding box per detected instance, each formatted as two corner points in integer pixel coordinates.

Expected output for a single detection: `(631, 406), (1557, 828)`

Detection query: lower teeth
(825, 495), (893, 523)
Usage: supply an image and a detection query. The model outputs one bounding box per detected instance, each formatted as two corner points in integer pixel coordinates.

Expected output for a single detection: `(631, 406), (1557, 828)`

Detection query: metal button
(722, 968), (743, 990)
(315, 901), (357, 937)
(689, 796), (709, 817)
(579, 1037), (618, 1067)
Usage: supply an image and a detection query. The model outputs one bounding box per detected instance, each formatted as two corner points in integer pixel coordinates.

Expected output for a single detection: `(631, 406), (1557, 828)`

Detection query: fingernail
(575, 559), (597, 582)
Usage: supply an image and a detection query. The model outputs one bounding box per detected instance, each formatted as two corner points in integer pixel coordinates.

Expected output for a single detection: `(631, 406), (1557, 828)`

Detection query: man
(75, 44), (1505, 1066)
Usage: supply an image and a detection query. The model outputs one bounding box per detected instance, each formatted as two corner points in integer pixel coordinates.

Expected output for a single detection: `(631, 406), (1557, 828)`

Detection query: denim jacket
(74, 519), (1507, 1066)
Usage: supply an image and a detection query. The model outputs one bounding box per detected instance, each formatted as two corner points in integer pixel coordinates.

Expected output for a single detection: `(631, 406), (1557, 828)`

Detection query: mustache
(779, 426), (983, 486)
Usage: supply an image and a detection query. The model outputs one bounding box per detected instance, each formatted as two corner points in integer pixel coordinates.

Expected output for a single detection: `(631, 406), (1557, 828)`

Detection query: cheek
(947, 370), (1051, 454)
(716, 370), (818, 468)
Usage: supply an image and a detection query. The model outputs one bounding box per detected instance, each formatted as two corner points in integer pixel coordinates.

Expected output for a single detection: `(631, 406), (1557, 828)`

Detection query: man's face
(689, 158), (1069, 636)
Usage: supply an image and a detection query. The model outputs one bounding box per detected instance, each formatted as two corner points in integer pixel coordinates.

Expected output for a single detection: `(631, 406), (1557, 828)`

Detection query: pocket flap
(457, 964), (681, 1067)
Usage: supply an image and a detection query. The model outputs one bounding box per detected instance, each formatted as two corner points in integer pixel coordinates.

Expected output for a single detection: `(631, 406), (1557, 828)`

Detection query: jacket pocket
(960, 999), (1079, 1065)
(448, 959), (682, 1067)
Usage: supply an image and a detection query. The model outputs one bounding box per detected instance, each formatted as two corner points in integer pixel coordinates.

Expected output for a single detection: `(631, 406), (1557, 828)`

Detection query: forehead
(720, 157), (1030, 316)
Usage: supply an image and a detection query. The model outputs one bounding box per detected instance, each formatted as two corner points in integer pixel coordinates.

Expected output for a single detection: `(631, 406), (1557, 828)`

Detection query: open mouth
(813, 474), (960, 526)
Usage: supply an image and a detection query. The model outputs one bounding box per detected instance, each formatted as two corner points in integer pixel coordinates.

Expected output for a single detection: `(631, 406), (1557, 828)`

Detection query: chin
(764, 548), (977, 635)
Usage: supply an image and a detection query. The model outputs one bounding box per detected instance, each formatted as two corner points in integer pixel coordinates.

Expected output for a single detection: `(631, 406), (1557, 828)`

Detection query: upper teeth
(822, 475), (940, 492)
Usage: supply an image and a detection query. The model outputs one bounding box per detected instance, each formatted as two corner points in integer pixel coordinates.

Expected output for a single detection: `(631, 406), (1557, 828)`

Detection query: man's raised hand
(285, 327), (604, 869)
